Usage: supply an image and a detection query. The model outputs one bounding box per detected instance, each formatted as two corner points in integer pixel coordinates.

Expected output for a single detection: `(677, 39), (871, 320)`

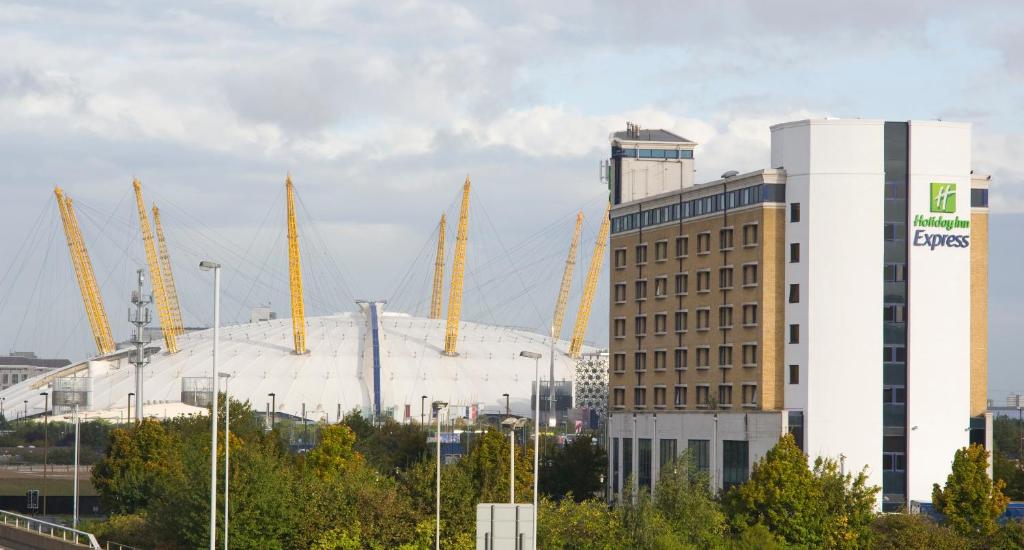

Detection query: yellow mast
(569, 202), (610, 358)
(444, 177), (471, 356)
(551, 211), (583, 340)
(152, 205), (184, 337)
(286, 175), (307, 354)
(55, 188), (115, 355)
(133, 179), (177, 354)
(429, 214), (447, 320)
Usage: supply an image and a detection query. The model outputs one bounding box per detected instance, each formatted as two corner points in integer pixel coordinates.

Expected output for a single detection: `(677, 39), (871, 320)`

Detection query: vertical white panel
(906, 121), (972, 502)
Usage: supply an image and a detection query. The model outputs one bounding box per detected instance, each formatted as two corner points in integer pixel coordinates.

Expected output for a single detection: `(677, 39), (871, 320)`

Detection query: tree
(91, 419), (174, 514)
(537, 497), (627, 549)
(724, 434), (879, 548)
(305, 424), (361, 477)
(865, 513), (969, 550)
(932, 444), (1009, 538)
(540, 434), (606, 502)
(653, 452), (726, 547)
(994, 450), (1024, 500)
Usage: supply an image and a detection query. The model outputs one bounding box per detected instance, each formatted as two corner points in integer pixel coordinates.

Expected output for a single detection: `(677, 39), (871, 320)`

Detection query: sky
(0, 1), (1022, 400)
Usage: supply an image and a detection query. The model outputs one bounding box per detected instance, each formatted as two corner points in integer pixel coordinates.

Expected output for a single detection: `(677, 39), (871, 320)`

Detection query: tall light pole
(219, 373), (231, 550)
(421, 395), (427, 426)
(72, 404), (80, 529)
(502, 417), (528, 504)
(432, 400), (448, 550)
(199, 260), (221, 550)
(502, 393), (510, 421)
(548, 329), (556, 429)
(40, 391), (48, 516)
(1, 397), (6, 422)
(520, 349), (542, 545)
(268, 393), (276, 430)
(128, 268), (151, 424)
(128, 392), (134, 425)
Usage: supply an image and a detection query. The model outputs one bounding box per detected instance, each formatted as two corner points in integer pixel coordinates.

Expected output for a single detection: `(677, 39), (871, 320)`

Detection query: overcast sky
(0, 1), (1022, 400)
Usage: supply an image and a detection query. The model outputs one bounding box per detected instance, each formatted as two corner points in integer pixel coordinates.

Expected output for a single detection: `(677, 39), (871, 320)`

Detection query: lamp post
(72, 404), (80, 528)
(421, 395), (427, 426)
(502, 393), (510, 421)
(520, 349), (542, 546)
(268, 393), (276, 430)
(199, 259), (221, 550)
(40, 391), (48, 516)
(502, 417), (528, 504)
(1, 396), (5, 422)
(22, 400), (26, 420)
(128, 392), (134, 425)
(219, 373), (231, 550)
(432, 400), (448, 550)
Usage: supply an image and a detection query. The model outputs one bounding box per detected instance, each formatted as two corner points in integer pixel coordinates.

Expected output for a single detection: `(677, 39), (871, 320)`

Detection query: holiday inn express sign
(912, 182), (970, 250)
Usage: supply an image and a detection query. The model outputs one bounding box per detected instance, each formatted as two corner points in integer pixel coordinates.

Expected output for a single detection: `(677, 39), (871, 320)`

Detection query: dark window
(634, 352), (647, 371)
(675, 274), (688, 294)
(622, 438), (633, 488)
(788, 411), (804, 451)
(638, 438), (652, 489)
(971, 188), (989, 208)
(743, 224), (759, 246)
(884, 263), (907, 282)
(674, 348), (687, 369)
(790, 203), (801, 222)
(723, 441), (750, 490)
(720, 229), (734, 250)
(612, 438), (620, 493)
(718, 385), (733, 405)
(789, 324), (800, 344)
(719, 267), (734, 289)
(789, 284), (800, 303)
(674, 385), (686, 406)
(660, 439), (678, 470)
(884, 223), (907, 242)
(676, 236), (689, 257)
(636, 245), (648, 265)
(789, 364), (799, 384)
(688, 439), (710, 472)
(790, 243), (800, 263)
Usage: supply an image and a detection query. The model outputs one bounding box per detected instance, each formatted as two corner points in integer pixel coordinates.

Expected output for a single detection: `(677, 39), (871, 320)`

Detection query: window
(654, 313), (667, 334)
(718, 385), (733, 406)
(674, 348), (688, 369)
(742, 264), (758, 287)
(674, 311), (688, 332)
(612, 438), (620, 492)
(788, 411), (805, 451)
(789, 284), (800, 303)
(675, 236), (689, 257)
(613, 354), (626, 372)
(635, 316), (647, 336)
(675, 273), (688, 295)
(719, 267), (734, 289)
(719, 306), (733, 328)
(696, 386), (710, 407)
(696, 347), (710, 368)
(635, 244), (648, 265)
(614, 284), (627, 303)
(883, 346), (907, 363)
(654, 350), (667, 370)
(635, 281), (647, 301)
(789, 324), (800, 344)
(634, 387), (647, 408)
(719, 228), (734, 250)
(884, 304), (907, 323)
(790, 203), (800, 222)
(696, 309), (710, 331)
(613, 319), (626, 338)
(789, 364), (799, 384)
(723, 441), (750, 490)
(883, 385), (907, 404)
(688, 439), (710, 472)
(654, 387), (667, 407)
(613, 388), (626, 407)
(660, 439), (678, 469)
(614, 249), (627, 268)
(622, 438), (633, 487)
(883, 452), (906, 472)
(697, 270), (711, 292)
(674, 386), (687, 407)
(654, 277), (668, 298)
(743, 224), (759, 246)
(790, 243), (800, 263)
(718, 345), (733, 367)
(697, 233), (711, 254)
(638, 439), (652, 489)
(884, 263), (907, 282)
(884, 223), (906, 242)
(655, 241), (668, 261)
(634, 352), (647, 371)
(742, 384), (758, 406)
(742, 304), (758, 326)
(742, 344), (757, 367)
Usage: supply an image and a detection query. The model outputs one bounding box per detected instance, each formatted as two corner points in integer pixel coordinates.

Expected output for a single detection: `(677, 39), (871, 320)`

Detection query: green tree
(994, 450), (1024, 500)
(305, 423), (361, 477)
(993, 415), (1023, 460)
(618, 481), (687, 549)
(724, 434), (879, 548)
(932, 443), (1009, 538)
(540, 434), (606, 502)
(995, 520), (1024, 550)
(865, 513), (969, 549)
(653, 452), (726, 548)
(91, 419), (174, 514)
(537, 497), (627, 549)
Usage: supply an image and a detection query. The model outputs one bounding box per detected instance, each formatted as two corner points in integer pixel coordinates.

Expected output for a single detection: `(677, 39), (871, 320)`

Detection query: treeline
(85, 400), (1024, 549)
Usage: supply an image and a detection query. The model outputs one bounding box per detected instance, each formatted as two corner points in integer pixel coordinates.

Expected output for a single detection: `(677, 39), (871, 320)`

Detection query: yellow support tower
(569, 202), (610, 358)
(429, 214), (447, 320)
(152, 205), (184, 337)
(286, 176), (307, 354)
(444, 177), (471, 356)
(133, 179), (177, 354)
(54, 188), (115, 355)
(551, 211), (583, 340)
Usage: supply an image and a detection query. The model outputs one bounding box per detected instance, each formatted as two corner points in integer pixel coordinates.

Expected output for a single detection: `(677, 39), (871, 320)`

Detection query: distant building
(0, 352), (70, 390)
(606, 119), (990, 511)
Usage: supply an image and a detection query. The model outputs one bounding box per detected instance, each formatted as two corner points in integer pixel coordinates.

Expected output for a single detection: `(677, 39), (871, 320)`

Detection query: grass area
(0, 469), (96, 496)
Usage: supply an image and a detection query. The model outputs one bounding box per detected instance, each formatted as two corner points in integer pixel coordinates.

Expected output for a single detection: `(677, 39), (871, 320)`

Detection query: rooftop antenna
(128, 268), (152, 423)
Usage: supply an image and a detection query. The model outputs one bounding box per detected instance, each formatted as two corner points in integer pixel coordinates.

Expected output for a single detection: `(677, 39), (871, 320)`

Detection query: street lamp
(72, 404), (80, 528)
(432, 400), (448, 550)
(502, 417), (529, 503)
(128, 392), (135, 425)
(268, 393), (276, 430)
(421, 395), (428, 426)
(199, 259), (221, 550)
(520, 349), (542, 545)
(40, 391), (48, 516)
(219, 372), (231, 550)
(22, 400), (27, 420)
(502, 393), (510, 421)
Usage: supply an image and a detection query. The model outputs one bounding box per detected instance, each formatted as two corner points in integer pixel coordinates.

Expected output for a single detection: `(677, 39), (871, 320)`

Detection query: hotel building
(605, 119), (990, 510)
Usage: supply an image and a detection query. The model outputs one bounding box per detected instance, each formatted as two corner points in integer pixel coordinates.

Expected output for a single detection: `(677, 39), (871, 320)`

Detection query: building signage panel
(911, 182), (970, 250)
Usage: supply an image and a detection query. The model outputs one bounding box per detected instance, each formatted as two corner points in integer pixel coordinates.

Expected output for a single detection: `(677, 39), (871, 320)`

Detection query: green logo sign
(930, 182), (957, 213)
